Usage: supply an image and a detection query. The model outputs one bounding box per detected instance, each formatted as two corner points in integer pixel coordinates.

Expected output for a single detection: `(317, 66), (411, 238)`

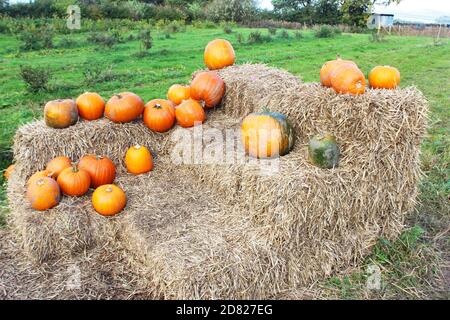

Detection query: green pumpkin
(308, 133), (340, 169)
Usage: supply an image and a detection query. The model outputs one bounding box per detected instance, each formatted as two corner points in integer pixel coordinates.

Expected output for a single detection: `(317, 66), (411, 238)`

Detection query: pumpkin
(167, 84), (191, 105)
(57, 164), (91, 196)
(204, 39), (235, 70)
(46, 156), (72, 179)
(330, 64), (366, 95)
(190, 71), (225, 108)
(308, 133), (340, 169)
(26, 177), (61, 211)
(241, 111), (294, 159)
(92, 184), (126, 216)
(4, 164), (15, 180)
(175, 99), (206, 128)
(78, 155), (116, 188)
(125, 145), (154, 175)
(320, 57), (357, 87)
(44, 99), (79, 129)
(76, 92), (105, 120)
(143, 99), (176, 132)
(28, 169), (54, 186)
(368, 65), (400, 89)
(105, 92), (144, 123)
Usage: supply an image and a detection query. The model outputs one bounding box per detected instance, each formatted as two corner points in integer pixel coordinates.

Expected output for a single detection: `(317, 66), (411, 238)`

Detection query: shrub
(83, 65), (117, 86)
(20, 65), (51, 92)
(87, 32), (118, 49)
(314, 25), (334, 38)
(205, 0), (258, 23)
(138, 29), (152, 54)
(280, 30), (290, 39)
(192, 20), (217, 29)
(18, 24), (54, 51)
(295, 31), (303, 39)
(236, 32), (244, 44)
(223, 25), (233, 34)
(369, 31), (385, 43)
(268, 27), (277, 35)
(247, 31), (272, 44)
(57, 37), (78, 48)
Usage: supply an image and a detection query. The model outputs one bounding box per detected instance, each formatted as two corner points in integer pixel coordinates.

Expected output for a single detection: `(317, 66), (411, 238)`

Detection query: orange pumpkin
(368, 65), (401, 89)
(78, 155), (116, 188)
(320, 57), (357, 87)
(175, 99), (206, 128)
(167, 85), (191, 105)
(44, 99), (79, 129)
(76, 92), (105, 120)
(92, 184), (126, 216)
(125, 145), (154, 175)
(143, 99), (176, 133)
(57, 165), (91, 196)
(46, 156), (72, 179)
(3, 164), (15, 180)
(190, 71), (225, 108)
(330, 65), (366, 95)
(26, 177), (61, 211)
(204, 39), (235, 70)
(105, 92), (144, 123)
(28, 169), (54, 186)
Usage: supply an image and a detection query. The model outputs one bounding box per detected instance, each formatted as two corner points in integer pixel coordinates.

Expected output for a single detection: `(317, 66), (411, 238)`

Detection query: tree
(205, 0), (258, 23)
(272, 0), (315, 23)
(314, 0), (341, 25)
(340, 0), (371, 28)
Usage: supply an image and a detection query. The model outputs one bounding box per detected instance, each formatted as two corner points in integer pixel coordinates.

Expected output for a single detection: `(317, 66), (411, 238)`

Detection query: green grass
(0, 26), (448, 298)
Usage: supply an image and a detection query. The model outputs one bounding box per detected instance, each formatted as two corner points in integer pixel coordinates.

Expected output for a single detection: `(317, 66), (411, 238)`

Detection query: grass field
(0, 25), (448, 299)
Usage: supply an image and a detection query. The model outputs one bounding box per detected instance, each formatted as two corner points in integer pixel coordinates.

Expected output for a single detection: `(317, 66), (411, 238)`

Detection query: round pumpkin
(308, 133), (340, 169)
(26, 177), (61, 211)
(46, 156), (72, 179)
(167, 84), (191, 105)
(320, 57), (357, 87)
(175, 99), (206, 128)
(78, 155), (116, 188)
(368, 65), (401, 89)
(28, 169), (54, 186)
(204, 39), (235, 70)
(330, 64), (366, 95)
(143, 99), (176, 133)
(3, 164), (15, 180)
(190, 71), (225, 108)
(44, 99), (79, 129)
(241, 111), (294, 159)
(57, 165), (91, 196)
(92, 184), (126, 216)
(105, 92), (144, 123)
(125, 145), (154, 175)
(76, 92), (105, 120)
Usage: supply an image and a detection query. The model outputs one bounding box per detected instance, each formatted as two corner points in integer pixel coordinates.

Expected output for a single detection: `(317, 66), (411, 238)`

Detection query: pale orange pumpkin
(26, 177), (61, 211)
(28, 169), (54, 186)
(57, 165), (91, 196)
(175, 99), (206, 128)
(167, 85), (191, 105)
(92, 184), (126, 216)
(320, 57), (357, 87)
(125, 145), (154, 175)
(76, 92), (105, 120)
(190, 71), (225, 108)
(330, 64), (366, 95)
(3, 164), (15, 180)
(368, 65), (401, 89)
(46, 156), (72, 179)
(143, 99), (176, 133)
(105, 92), (144, 123)
(78, 155), (116, 188)
(204, 39), (235, 70)
(44, 99), (79, 129)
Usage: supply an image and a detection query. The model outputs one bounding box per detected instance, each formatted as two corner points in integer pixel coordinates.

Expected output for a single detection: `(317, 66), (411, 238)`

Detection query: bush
(20, 65), (51, 92)
(87, 32), (119, 49)
(369, 31), (385, 43)
(83, 65), (117, 87)
(18, 24), (54, 51)
(57, 37), (78, 49)
(205, 0), (258, 23)
(192, 20), (217, 29)
(314, 25), (334, 38)
(223, 25), (233, 34)
(268, 27), (277, 35)
(280, 30), (290, 39)
(247, 31), (272, 44)
(295, 31), (303, 39)
(138, 29), (153, 55)
(236, 32), (244, 44)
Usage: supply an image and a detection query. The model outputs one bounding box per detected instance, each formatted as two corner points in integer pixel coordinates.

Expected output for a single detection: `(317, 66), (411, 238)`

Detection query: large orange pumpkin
(44, 99), (79, 129)
(57, 165), (91, 196)
(320, 57), (357, 87)
(204, 39), (235, 70)
(3, 164), (15, 180)
(175, 99), (206, 128)
(28, 169), (54, 186)
(76, 92), (105, 120)
(92, 184), (126, 216)
(190, 71), (225, 108)
(143, 99), (176, 133)
(368, 65), (401, 89)
(167, 85), (191, 105)
(46, 156), (72, 179)
(105, 92), (144, 123)
(125, 145), (154, 175)
(26, 177), (61, 211)
(78, 155), (116, 188)
(330, 64), (366, 95)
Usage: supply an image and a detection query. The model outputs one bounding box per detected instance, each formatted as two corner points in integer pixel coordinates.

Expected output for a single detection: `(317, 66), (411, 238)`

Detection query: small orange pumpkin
(44, 99), (79, 129)
(190, 71), (225, 108)
(105, 92), (145, 123)
(330, 65), (366, 95)
(320, 57), (357, 87)
(57, 164), (91, 196)
(92, 184), (126, 216)
(125, 145), (154, 175)
(28, 169), (54, 186)
(175, 99), (206, 128)
(76, 92), (105, 120)
(78, 155), (116, 188)
(26, 177), (61, 211)
(143, 99), (176, 133)
(3, 164), (15, 180)
(46, 156), (72, 179)
(368, 65), (401, 89)
(167, 85), (191, 105)
(204, 39), (235, 70)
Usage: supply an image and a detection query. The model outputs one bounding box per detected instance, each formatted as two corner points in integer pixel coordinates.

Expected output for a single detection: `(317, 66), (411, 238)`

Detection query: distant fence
(390, 25), (450, 38)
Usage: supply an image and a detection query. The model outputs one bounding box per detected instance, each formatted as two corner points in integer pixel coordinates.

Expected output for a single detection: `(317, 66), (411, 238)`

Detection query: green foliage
(83, 65), (117, 87)
(223, 25), (233, 34)
(138, 29), (153, 55)
(18, 23), (54, 51)
(19, 65), (51, 93)
(247, 31), (272, 44)
(295, 30), (304, 39)
(314, 25), (334, 38)
(87, 32), (122, 49)
(57, 37), (79, 49)
(268, 27), (277, 35)
(341, 0), (371, 28)
(370, 31), (386, 43)
(205, 0), (258, 22)
(279, 29), (290, 39)
(236, 32), (244, 44)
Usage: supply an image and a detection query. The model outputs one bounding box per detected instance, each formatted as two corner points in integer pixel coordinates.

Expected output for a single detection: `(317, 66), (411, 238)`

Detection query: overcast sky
(258, 0), (450, 23)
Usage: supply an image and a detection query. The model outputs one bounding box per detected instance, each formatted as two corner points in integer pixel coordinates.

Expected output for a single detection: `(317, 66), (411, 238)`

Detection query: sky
(257, 0), (450, 23)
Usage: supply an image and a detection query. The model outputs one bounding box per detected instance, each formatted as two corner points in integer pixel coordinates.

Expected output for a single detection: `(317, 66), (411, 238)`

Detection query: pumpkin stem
(154, 103), (162, 109)
(36, 178), (45, 186)
(114, 94), (122, 99)
(134, 144), (142, 150)
(71, 162), (79, 172)
(105, 186), (113, 193)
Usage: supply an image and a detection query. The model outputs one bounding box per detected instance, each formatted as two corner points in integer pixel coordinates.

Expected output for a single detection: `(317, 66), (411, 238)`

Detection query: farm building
(367, 13), (395, 30)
